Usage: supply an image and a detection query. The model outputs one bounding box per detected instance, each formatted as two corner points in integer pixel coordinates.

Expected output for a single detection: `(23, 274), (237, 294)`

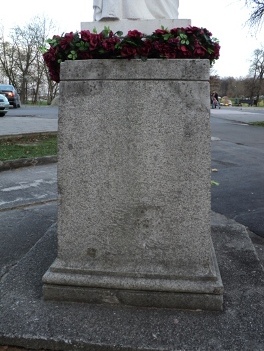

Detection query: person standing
(213, 91), (219, 102)
(211, 91), (220, 109)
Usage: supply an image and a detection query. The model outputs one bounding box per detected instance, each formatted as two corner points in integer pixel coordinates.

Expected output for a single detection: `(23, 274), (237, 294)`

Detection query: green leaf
(102, 26), (111, 37)
(163, 34), (172, 41)
(40, 45), (47, 53)
(122, 39), (138, 46)
(115, 31), (123, 37)
(67, 50), (77, 60)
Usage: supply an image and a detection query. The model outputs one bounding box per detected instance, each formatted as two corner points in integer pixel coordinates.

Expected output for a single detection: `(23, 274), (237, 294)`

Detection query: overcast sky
(1, 0), (262, 78)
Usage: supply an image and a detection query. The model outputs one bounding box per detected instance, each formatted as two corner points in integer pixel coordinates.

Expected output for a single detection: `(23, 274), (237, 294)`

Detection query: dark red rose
(180, 45), (188, 52)
(60, 32), (75, 50)
(151, 41), (167, 57)
(194, 46), (206, 56)
(89, 33), (103, 50)
(168, 37), (180, 45)
(154, 29), (169, 35)
(137, 40), (152, 57)
(102, 37), (120, 52)
(43, 47), (57, 63)
(120, 45), (137, 58)
(212, 43), (220, 59)
(127, 30), (143, 39)
(45, 60), (60, 83)
(49, 68), (60, 83)
(80, 30), (92, 42)
(170, 28), (180, 36)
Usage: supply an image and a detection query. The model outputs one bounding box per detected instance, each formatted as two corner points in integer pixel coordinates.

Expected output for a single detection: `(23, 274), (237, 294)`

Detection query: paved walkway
(0, 116), (58, 136)
(0, 210), (263, 350)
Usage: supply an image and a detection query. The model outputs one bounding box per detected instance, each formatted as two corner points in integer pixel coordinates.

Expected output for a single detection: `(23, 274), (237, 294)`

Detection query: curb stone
(0, 132), (57, 140)
(0, 156), (57, 172)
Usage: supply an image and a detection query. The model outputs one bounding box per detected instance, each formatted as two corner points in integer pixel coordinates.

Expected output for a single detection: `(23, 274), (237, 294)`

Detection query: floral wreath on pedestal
(43, 26), (220, 83)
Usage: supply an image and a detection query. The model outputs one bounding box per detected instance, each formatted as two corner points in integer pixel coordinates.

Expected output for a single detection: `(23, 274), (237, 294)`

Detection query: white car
(0, 93), (10, 116)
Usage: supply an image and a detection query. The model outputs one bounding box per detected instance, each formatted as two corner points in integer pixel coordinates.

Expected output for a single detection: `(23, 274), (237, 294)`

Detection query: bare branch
(245, 0), (264, 28)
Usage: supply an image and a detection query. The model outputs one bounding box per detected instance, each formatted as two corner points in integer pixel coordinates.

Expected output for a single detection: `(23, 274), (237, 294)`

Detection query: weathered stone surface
(43, 59), (223, 310)
(61, 58), (209, 81)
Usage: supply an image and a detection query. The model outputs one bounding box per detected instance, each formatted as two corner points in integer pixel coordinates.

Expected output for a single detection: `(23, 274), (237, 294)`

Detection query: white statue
(93, 0), (179, 21)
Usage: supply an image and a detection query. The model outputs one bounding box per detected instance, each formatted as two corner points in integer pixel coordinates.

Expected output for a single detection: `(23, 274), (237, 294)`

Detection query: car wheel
(0, 113), (6, 117)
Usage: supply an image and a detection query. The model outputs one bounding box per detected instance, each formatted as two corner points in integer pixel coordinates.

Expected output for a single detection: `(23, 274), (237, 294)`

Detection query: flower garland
(43, 26), (220, 83)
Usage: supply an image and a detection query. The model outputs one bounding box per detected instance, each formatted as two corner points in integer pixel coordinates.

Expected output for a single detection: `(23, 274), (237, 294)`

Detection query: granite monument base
(43, 59), (224, 311)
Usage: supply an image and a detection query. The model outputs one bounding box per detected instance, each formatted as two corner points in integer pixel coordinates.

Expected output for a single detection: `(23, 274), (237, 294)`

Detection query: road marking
(1, 179), (57, 192)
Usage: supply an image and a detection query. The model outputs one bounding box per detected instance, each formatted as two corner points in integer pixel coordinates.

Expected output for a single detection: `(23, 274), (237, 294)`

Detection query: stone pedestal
(81, 19), (191, 34)
(42, 59), (223, 311)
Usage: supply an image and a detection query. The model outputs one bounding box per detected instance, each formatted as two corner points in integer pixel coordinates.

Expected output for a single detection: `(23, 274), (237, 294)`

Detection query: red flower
(102, 37), (120, 52)
(127, 30), (143, 39)
(80, 30), (92, 42)
(170, 28), (179, 36)
(43, 47), (57, 63)
(168, 37), (180, 45)
(43, 25), (220, 82)
(137, 40), (152, 57)
(154, 29), (169, 35)
(120, 45), (137, 58)
(60, 32), (75, 50)
(89, 33), (103, 50)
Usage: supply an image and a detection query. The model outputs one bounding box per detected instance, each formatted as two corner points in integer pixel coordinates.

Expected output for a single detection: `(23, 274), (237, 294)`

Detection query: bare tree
(0, 16), (58, 104)
(210, 75), (221, 94)
(248, 48), (264, 103)
(219, 77), (237, 97)
(245, 0), (264, 28)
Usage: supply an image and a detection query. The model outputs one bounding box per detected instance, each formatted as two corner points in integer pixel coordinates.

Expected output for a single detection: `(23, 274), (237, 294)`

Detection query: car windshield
(0, 85), (13, 90)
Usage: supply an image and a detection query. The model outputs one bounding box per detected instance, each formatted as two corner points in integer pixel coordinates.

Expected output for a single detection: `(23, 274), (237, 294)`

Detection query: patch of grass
(0, 133), (57, 161)
(248, 121), (264, 127)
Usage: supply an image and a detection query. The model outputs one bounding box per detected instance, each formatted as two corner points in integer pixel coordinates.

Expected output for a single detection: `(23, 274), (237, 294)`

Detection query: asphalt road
(211, 107), (264, 237)
(0, 164), (58, 279)
(6, 104), (58, 119)
(0, 164), (57, 210)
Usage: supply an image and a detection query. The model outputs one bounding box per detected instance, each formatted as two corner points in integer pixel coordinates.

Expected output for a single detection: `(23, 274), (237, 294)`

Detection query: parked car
(0, 93), (10, 116)
(0, 84), (21, 108)
(219, 96), (232, 106)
